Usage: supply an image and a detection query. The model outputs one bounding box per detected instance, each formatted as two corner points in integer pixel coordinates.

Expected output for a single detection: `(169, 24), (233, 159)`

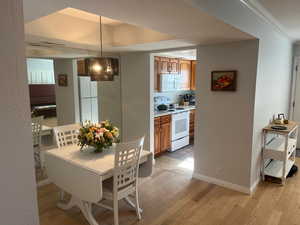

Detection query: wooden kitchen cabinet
(157, 57), (179, 74)
(154, 115), (172, 156)
(77, 59), (88, 76)
(154, 57), (160, 91)
(160, 115), (171, 152)
(190, 60), (196, 91)
(169, 58), (179, 73)
(77, 59), (85, 75)
(189, 109), (195, 143)
(154, 117), (161, 155)
(179, 59), (191, 90)
(155, 57), (179, 92)
(155, 57), (196, 92)
(160, 57), (170, 73)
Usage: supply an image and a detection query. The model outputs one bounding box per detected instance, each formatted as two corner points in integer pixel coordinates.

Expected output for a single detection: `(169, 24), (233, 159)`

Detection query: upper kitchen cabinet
(155, 57), (196, 92)
(160, 57), (170, 73)
(190, 60), (196, 91)
(77, 59), (88, 76)
(169, 58), (179, 73)
(154, 57), (160, 91)
(178, 59), (191, 90)
(156, 57), (180, 74)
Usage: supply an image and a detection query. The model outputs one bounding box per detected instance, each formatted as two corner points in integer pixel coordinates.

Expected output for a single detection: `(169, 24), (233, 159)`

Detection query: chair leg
(134, 189), (141, 220)
(113, 198), (119, 225)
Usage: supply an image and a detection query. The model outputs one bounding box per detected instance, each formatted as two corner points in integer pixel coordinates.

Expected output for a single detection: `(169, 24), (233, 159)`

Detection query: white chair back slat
(53, 124), (81, 148)
(114, 137), (144, 191)
(32, 116), (43, 147)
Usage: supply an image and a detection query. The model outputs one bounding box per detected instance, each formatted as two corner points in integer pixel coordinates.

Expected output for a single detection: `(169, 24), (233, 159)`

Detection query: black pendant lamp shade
(83, 16), (119, 81)
(86, 58), (119, 81)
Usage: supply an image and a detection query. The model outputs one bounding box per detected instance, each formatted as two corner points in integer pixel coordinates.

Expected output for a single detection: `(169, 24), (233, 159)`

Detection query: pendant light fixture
(87, 16), (117, 81)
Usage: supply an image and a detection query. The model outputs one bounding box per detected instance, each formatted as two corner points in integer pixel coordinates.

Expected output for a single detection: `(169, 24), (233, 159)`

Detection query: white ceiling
(22, 0), (254, 57)
(252, 0), (300, 41)
(58, 8), (123, 25)
(25, 9), (174, 50)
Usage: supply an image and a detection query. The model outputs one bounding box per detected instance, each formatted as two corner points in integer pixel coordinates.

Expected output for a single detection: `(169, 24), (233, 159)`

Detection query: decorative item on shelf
(78, 120), (120, 153)
(58, 74), (68, 86)
(273, 113), (285, 125)
(81, 16), (119, 81)
(211, 70), (237, 91)
(271, 125), (287, 130)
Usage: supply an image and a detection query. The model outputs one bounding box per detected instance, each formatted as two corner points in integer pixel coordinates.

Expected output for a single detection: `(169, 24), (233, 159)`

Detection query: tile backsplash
(154, 90), (194, 107)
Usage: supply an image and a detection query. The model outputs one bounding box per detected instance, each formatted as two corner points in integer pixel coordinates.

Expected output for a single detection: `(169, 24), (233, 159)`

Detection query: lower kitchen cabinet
(160, 116), (171, 152)
(154, 117), (161, 155)
(154, 115), (171, 156)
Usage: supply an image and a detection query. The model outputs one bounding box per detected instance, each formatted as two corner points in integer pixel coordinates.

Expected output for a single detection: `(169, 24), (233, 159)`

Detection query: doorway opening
(150, 49), (197, 174)
(27, 58), (57, 183)
(27, 58), (57, 127)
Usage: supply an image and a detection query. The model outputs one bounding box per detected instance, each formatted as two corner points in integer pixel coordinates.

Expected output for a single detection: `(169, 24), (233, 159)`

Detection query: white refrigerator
(78, 76), (99, 123)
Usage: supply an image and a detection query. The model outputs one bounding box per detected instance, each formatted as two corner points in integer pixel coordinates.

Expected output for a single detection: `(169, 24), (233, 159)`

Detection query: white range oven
(170, 111), (190, 151)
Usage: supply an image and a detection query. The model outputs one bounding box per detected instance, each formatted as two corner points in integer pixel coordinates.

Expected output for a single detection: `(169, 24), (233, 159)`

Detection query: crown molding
(240, 0), (293, 41)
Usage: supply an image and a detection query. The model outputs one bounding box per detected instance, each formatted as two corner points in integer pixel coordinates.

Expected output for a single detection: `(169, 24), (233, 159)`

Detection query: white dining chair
(53, 123), (81, 200)
(53, 123), (81, 148)
(97, 137), (145, 225)
(32, 116), (43, 170)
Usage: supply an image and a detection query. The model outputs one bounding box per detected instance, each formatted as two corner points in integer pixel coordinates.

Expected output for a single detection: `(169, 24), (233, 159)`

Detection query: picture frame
(58, 74), (68, 87)
(211, 70), (237, 91)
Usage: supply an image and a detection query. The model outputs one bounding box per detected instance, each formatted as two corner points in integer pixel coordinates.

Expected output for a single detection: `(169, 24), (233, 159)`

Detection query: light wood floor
(38, 147), (300, 225)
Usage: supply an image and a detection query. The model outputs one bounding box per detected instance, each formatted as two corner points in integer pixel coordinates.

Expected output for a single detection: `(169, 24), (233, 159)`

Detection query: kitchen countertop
(154, 105), (196, 117)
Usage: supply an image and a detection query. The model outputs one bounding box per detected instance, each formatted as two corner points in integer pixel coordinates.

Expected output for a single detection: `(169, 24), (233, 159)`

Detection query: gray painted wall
(195, 40), (259, 188)
(121, 52), (152, 150)
(54, 59), (80, 125)
(251, 36), (292, 185)
(0, 0), (39, 224)
(188, 0), (293, 189)
(98, 68), (122, 133)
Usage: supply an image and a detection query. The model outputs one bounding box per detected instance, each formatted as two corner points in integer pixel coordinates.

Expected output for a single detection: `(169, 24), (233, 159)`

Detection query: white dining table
(41, 125), (52, 136)
(44, 145), (153, 225)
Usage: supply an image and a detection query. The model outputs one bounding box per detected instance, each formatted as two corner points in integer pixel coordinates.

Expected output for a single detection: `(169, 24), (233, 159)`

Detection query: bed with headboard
(29, 84), (56, 118)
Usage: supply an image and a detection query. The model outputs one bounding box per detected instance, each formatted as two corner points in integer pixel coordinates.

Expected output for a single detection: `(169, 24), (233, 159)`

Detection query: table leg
(81, 202), (99, 225)
(57, 196), (100, 225)
(57, 196), (77, 210)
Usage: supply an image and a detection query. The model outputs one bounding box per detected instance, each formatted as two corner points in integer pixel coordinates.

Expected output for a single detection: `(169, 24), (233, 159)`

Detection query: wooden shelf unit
(262, 121), (298, 185)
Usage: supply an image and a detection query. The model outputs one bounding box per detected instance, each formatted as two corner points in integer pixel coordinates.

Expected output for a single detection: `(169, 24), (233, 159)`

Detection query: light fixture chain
(99, 16), (103, 57)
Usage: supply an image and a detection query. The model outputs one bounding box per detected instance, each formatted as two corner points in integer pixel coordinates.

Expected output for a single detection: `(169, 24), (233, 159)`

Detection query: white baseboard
(193, 172), (252, 194)
(250, 178), (260, 195)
